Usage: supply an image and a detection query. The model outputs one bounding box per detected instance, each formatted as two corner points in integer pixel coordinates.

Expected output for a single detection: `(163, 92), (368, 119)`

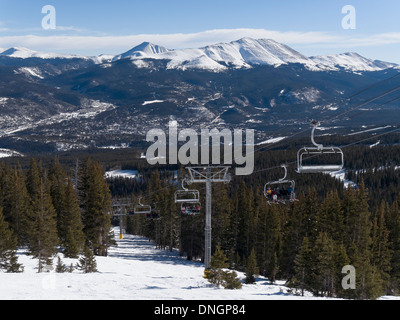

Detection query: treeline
(0, 157), (113, 273)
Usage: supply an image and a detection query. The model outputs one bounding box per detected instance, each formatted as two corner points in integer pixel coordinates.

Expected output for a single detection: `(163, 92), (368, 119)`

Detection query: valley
(0, 38), (398, 155)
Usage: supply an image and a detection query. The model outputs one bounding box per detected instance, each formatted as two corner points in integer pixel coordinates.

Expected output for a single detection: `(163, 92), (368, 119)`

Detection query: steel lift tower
(186, 166), (231, 269)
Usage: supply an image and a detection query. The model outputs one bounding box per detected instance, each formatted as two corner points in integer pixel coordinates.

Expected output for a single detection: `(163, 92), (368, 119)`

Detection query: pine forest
(0, 139), (400, 300)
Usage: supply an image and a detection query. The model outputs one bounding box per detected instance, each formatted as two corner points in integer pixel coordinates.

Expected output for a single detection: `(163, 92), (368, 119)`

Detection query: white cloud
(0, 28), (399, 56)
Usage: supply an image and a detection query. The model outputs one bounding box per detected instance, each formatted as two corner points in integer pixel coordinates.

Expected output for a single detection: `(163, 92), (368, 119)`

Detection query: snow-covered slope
(310, 52), (398, 72)
(0, 227), (343, 300)
(3, 227), (398, 300)
(0, 47), (87, 60)
(0, 47), (113, 64)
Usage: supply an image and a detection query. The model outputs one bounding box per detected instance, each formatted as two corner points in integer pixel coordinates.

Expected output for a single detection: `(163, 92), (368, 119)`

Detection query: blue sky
(1, 0), (400, 62)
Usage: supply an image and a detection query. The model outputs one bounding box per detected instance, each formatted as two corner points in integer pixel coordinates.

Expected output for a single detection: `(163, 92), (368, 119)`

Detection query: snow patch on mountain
(0, 148), (24, 158)
(142, 100), (164, 106)
(105, 169), (138, 179)
(15, 67), (44, 79)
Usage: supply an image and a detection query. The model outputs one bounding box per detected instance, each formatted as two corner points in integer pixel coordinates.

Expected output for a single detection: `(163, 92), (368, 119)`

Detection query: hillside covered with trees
(0, 139), (399, 300)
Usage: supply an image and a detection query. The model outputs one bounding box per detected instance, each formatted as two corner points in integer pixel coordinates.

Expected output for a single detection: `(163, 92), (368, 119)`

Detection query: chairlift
(175, 179), (201, 215)
(174, 179), (200, 203)
(134, 197), (152, 215)
(297, 121), (344, 174)
(264, 165), (297, 205)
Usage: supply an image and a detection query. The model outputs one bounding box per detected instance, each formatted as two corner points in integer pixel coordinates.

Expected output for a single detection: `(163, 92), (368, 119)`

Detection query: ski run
(0, 227), (398, 300)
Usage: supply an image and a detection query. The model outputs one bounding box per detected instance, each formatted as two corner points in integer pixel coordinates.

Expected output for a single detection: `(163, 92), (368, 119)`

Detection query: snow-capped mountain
(112, 42), (169, 61)
(0, 37), (398, 154)
(111, 38), (398, 72)
(112, 38), (320, 71)
(310, 52), (399, 72)
(0, 47), (113, 64)
(0, 38), (397, 73)
(0, 47), (86, 60)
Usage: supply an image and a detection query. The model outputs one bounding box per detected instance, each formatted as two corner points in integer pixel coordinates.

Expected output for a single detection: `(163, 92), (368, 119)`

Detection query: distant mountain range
(111, 38), (398, 72)
(0, 38), (398, 155)
(1, 37), (397, 72)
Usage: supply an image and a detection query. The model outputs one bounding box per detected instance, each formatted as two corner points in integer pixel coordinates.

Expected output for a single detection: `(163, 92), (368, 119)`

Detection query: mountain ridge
(110, 38), (398, 72)
(0, 38), (397, 72)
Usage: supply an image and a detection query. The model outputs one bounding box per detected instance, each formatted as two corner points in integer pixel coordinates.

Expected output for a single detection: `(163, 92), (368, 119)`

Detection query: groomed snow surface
(1, 227), (398, 301)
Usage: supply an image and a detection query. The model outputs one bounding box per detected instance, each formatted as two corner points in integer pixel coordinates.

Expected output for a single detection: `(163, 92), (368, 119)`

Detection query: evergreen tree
(0, 207), (23, 273)
(299, 188), (319, 241)
(26, 178), (59, 272)
(255, 197), (269, 276)
(264, 204), (282, 282)
(279, 200), (302, 280)
(388, 197), (400, 293)
(371, 202), (392, 294)
(233, 181), (255, 261)
(76, 245), (97, 273)
(312, 232), (339, 297)
(207, 245), (229, 286)
(48, 157), (67, 236)
(2, 164), (31, 246)
(222, 270), (242, 290)
(61, 177), (85, 258)
(56, 256), (68, 273)
(343, 182), (383, 299)
(48, 158), (85, 257)
(26, 158), (42, 200)
(317, 191), (345, 242)
(244, 248), (258, 284)
(211, 183), (232, 254)
(79, 158), (113, 256)
(207, 245), (242, 289)
(291, 236), (312, 296)
(268, 252), (279, 284)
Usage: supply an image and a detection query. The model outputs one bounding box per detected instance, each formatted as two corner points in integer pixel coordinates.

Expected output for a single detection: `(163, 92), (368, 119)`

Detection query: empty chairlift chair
(297, 121), (344, 174)
(134, 197), (152, 215)
(174, 179), (201, 215)
(264, 165), (297, 205)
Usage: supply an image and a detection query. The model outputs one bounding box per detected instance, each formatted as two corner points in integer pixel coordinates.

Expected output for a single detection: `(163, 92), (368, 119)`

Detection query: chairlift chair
(264, 165), (297, 205)
(297, 121), (344, 174)
(175, 179), (201, 215)
(145, 203), (160, 220)
(134, 197), (152, 215)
